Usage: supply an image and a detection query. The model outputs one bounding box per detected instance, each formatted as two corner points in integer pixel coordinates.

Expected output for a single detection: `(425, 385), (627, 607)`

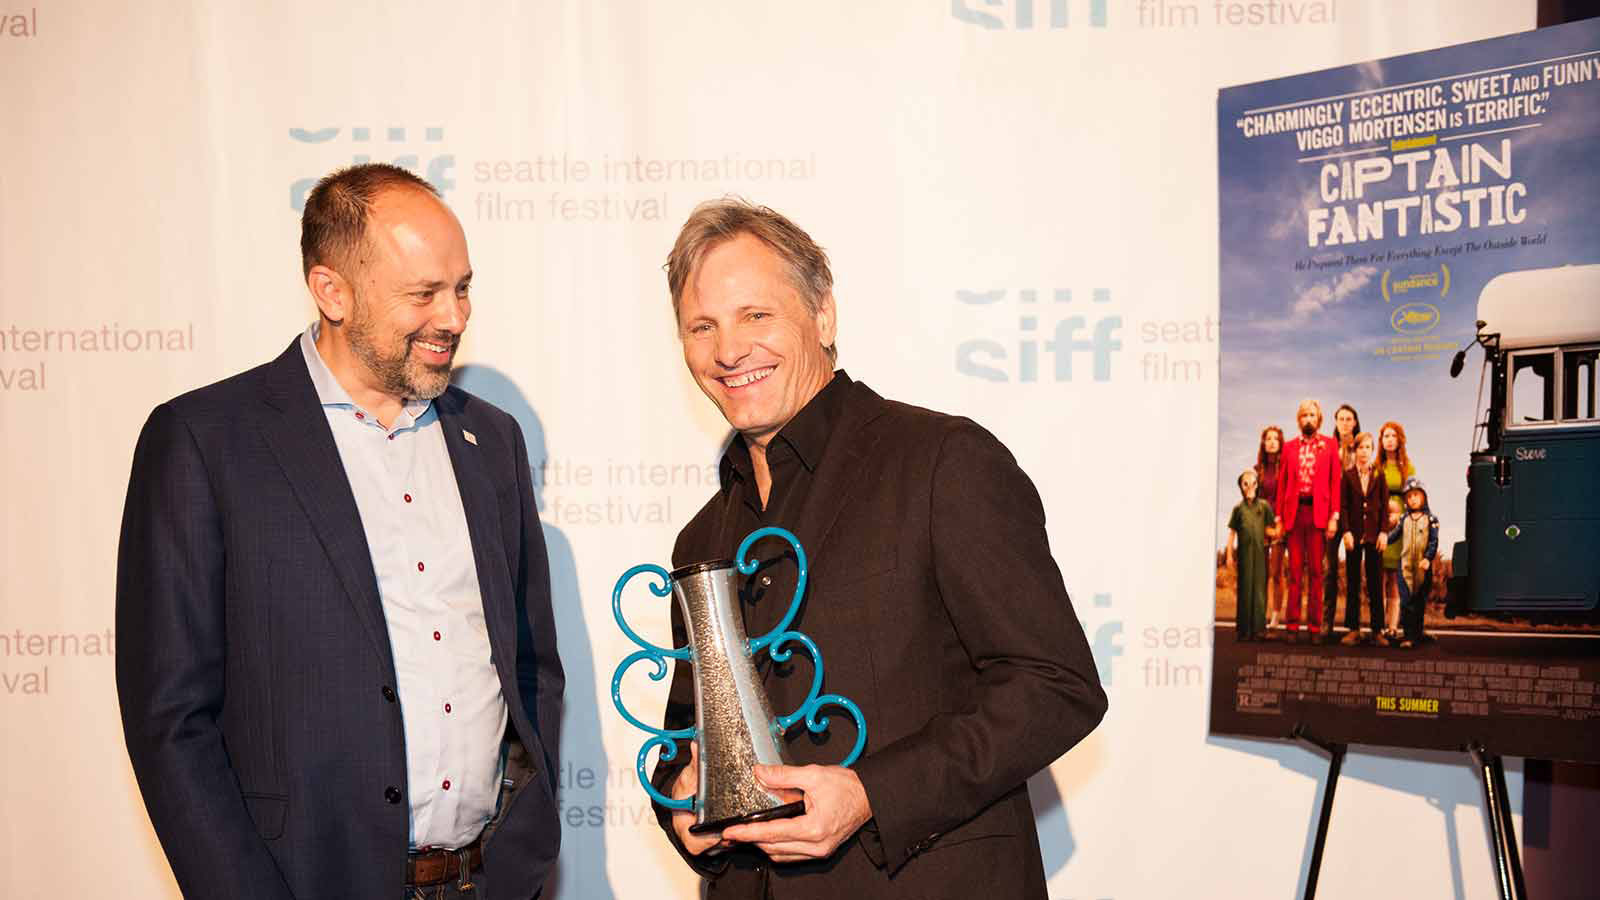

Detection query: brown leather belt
(406, 840), (483, 886)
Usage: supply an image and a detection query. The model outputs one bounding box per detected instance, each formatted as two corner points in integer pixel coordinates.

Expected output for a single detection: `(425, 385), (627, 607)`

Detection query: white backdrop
(0, 2), (1538, 897)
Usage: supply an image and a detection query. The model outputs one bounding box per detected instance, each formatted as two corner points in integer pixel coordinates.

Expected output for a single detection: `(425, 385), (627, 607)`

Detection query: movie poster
(1211, 19), (1600, 761)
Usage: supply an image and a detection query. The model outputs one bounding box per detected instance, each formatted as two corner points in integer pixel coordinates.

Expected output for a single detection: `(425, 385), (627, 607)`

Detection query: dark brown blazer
(1340, 465), (1390, 544)
(653, 377), (1106, 900)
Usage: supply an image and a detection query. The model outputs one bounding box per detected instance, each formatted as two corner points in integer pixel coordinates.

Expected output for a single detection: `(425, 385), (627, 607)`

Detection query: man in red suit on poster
(1275, 398), (1341, 640)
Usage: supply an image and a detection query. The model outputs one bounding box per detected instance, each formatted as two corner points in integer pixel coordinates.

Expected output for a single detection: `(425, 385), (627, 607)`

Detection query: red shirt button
(444, 702), (452, 713)
(355, 412), (365, 420)
(388, 434), (396, 441)
(433, 630), (442, 641)
(404, 493), (412, 503)
(442, 779), (451, 791)
(417, 561), (425, 572)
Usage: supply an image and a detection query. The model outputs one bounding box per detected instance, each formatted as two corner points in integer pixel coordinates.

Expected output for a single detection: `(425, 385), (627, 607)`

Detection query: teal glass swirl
(610, 528), (869, 815)
(610, 563), (695, 810)
(738, 527), (867, 766)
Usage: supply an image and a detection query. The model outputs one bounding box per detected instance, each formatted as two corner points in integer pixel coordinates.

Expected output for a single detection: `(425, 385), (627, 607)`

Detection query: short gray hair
(665, 197), (836, 362)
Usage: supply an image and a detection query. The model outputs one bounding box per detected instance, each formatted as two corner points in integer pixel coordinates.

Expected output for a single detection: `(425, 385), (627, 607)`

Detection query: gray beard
(344, 312), (451, 402)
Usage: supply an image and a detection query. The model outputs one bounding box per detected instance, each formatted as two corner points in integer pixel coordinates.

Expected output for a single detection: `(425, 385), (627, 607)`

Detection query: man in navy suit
(116, 164), (563, 899)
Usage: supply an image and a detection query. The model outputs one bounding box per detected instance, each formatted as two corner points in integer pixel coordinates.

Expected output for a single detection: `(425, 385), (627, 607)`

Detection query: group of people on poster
(1225, 399), (1439, 648)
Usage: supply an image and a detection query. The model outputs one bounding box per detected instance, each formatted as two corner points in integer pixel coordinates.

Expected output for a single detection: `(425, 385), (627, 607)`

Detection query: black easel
(1292, 725), (1346, 900)
(1468, 742), (1527, 900)
(1293, 729), (1529, 900)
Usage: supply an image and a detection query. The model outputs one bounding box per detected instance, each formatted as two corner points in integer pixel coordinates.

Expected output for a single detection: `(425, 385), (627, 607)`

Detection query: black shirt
(716, 370), (851, 647)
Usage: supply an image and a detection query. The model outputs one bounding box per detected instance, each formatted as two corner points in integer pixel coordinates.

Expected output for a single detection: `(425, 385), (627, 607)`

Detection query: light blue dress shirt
(300, 324), (507, 849)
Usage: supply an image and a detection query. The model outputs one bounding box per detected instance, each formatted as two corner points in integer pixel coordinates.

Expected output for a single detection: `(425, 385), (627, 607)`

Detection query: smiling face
(339, 187), (472, 401)
(677, 234), (837, 449)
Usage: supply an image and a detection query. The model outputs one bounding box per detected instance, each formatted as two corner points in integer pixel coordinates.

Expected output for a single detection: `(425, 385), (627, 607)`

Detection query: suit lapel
(787, 381), (889, 581)
(258, 343), (394, 674)
(435, 392), (517, 681)
(750, 381), (888, 679)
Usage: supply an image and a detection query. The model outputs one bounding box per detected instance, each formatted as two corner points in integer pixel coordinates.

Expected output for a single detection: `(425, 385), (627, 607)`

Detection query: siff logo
(955, 288), (1122, 382)
(288, 126), (456, 211)
(952, 0), (1107, 29)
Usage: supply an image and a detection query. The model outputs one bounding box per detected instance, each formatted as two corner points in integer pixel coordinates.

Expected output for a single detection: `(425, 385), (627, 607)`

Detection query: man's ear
(307, 264), (354, 324)
(815, 290), (838, 349)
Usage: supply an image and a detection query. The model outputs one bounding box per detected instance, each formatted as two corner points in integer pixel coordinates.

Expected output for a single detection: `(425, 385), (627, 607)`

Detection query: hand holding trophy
(611, 526), (867, 837)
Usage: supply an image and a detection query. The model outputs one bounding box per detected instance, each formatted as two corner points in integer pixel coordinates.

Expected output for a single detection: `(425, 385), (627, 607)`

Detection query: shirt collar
(300, 322), (431, 427)
(719, 370), (851, 491)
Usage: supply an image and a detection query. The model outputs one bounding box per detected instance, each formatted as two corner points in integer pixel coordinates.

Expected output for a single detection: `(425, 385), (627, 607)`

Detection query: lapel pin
(463, 429), (478, 446)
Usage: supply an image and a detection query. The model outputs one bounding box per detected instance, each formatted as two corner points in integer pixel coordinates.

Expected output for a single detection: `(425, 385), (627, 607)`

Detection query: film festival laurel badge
(611, 526), (867, 834)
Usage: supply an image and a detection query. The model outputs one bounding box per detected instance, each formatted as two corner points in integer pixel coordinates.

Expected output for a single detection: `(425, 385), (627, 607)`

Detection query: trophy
(611, 526), (867, 834)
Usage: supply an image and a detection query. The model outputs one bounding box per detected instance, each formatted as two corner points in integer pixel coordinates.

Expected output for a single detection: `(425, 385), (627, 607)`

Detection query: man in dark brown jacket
(649, 198), (1107, 899)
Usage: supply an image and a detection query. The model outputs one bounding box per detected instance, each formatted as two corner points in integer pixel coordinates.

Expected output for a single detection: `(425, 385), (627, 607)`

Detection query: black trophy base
(689, 800), (806, 835)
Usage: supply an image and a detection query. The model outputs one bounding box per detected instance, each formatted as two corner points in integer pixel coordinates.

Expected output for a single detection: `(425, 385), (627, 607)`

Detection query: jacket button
(381, 686), (397, 702)
(385, 785), (402, 804)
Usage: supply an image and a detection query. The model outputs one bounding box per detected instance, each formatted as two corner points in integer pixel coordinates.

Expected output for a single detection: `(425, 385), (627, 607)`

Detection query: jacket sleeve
(1276, 449), (1293, 525)
(1325, 443), (1342, 522)
(115, 404), (297, 900)
(851, 422), (1108, 873)
(511, 420), (565, 792)
(1375, 477), (1389, 543)
(1339, 472), (1356, 538)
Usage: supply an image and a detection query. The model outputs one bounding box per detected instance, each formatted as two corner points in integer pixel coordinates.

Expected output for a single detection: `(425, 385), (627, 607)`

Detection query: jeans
(1397, 569), (1432, 641)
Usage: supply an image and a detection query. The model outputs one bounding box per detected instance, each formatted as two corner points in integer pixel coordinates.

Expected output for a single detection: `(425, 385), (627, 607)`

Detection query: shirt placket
(435, 569), (470, 839)
(423, 427), (468, 841)
(751, 453), (804, 644)
(393, 419), (453, 842)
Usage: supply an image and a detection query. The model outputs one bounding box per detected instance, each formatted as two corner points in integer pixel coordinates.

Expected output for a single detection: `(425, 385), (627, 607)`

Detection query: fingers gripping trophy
(611, 526), (867, 835)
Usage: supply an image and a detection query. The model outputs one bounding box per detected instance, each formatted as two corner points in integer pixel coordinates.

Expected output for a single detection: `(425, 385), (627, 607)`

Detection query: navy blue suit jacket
(116, 340), (562, 900)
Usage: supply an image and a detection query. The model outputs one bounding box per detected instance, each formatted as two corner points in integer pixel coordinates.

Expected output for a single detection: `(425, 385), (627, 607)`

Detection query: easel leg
(1468, 742), (1527, 900)
(1293, 725), (1347, 900)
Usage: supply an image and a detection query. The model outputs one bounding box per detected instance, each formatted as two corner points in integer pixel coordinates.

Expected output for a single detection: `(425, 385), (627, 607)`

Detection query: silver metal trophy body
(669, 560), (803, 832)
(612, 526), (867, 835)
